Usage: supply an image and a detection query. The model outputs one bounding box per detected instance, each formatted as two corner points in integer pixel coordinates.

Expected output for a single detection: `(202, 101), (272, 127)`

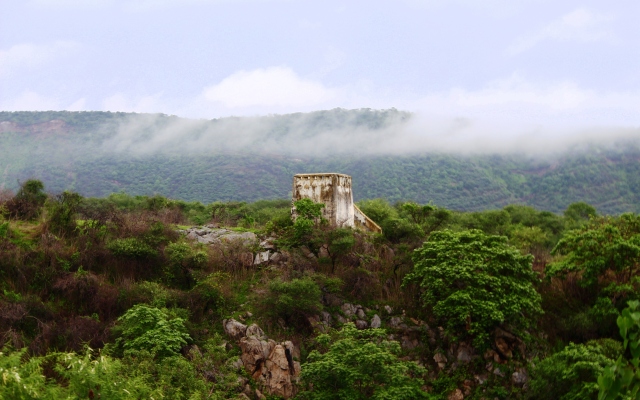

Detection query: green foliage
(107, 237), (158, 259)
(549, 214), (640, 294)
(0, 347), (155, 399)
(113, 304), (191, 359)
(314, 227), (356, 272)
(528, 339), (622, 400)
(357, 198), (398, 224)
(405, 229), (542, 347)
(598, 300), (640, 399)
(46, 191), (82, 236)
(266, 276), (323, 326)
(300, 323), (429, 400)
(164, 241), (207, 287)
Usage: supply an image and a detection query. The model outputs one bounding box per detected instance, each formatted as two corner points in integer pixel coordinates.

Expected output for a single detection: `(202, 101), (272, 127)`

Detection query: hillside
(1, 110), (639, 214)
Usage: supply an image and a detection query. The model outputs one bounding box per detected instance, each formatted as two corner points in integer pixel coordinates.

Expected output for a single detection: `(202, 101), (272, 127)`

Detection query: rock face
(180, 226), (258, 246)
(224, 320), (300, 399)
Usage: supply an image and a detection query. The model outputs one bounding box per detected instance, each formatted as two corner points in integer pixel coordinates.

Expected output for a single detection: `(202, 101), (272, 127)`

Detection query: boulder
(447, 388), (464, 400)
(456, 343), (473, 364)
(370, 314), (382, 329)
(223, 319), (247, 341)
(254, 251), (271, 265)
(355, 320), (369, 330)
(341, 303), (357, 317)
(384, 305), (393, 314)
(434, 353), (448, 369)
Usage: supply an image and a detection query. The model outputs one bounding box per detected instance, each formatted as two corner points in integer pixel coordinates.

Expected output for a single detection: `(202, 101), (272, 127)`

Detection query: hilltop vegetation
(1, 180), (640, 398)
(1, 110), (640, 214)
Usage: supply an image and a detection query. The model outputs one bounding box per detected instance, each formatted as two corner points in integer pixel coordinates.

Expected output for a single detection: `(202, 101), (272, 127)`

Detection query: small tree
(7, 179), (47, 220)
(404, 229), (542, 348)
(300, 323), (429, 399)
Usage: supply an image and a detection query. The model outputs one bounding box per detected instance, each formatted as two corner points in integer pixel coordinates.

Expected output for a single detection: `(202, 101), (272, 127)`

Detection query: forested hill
(1, 110), (639, 214)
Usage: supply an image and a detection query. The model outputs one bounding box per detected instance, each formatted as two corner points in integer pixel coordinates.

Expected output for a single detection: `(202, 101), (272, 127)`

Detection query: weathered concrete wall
(292, 173), (381, 233)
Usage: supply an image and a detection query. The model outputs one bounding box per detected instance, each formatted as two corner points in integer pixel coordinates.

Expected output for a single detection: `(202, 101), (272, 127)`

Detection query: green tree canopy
(404, 229), (542, 347)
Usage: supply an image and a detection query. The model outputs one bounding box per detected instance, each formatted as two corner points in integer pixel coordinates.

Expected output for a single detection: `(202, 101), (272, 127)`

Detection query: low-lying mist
(98, 108), (640, 158)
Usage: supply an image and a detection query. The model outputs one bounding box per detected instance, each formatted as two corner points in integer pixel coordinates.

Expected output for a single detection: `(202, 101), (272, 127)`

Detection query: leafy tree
(112, 304), (191, 359)
(46, 191), (82, 236)
(300, 323), (429, 400)
(565, 202), (598, 224)
(314, 227), (355, 273)
(598, 300), (640, 399)
(528, 339), (621, 400)
(404, 229), (542, 347)
(548, 214), (640, 299)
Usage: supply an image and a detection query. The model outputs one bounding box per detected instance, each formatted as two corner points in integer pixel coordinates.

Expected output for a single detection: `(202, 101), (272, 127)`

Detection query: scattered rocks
(370, 314), (381, 329)
(341, 303), (357, 317)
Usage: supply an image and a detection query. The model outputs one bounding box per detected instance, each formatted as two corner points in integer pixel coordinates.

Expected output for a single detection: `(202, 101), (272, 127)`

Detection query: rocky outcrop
(180, 226), (258, 246)
(223, 319), (300, 399)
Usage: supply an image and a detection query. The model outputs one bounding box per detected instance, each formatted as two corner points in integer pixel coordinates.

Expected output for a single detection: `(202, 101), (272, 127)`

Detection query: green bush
(112, 304), (191, 359)
(528, 339), (621, 400)
(266, 276), (323, 327)
(46, 191), (82, 236)
(7, 179), (47, 220)
(107, 237), (158, 259)
(404, 229), (542, 348)
(300, 323), (430, 399)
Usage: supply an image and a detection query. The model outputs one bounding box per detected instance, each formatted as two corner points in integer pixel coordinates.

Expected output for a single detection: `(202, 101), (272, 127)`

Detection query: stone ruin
(291, 173), (381, 233)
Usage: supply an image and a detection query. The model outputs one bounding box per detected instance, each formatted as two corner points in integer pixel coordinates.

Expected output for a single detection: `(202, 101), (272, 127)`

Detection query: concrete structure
(292, 173), (382, 233)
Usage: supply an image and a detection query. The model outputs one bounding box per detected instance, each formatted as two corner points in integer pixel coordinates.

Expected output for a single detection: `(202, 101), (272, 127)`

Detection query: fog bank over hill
(96, 109), (640, 157)
(1, 110), (639, 214)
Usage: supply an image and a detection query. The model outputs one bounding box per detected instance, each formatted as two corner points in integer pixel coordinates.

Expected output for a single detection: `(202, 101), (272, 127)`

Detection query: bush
(107, 237), (158, 259)
(46, 191), (82, 236)
(528, 339), (621, 400)
(6, 179), (47, 220)
(300, 323), (429, 399)
(112, 304), (191, 359)
(266, 276), (323, 328)
(404, 229), (542, 348)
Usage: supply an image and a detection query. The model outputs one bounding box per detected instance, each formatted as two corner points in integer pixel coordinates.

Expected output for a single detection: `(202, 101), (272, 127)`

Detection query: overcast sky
(2, 0), (640, 135)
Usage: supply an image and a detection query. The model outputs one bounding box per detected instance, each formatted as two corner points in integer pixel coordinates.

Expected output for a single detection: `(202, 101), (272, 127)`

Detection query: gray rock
(355, 320), (369, 330)
(321, 311), (332, 326)
(511, 369), (528, 386)
(341, 303), (356, 317)
(223, 319), (247, 341)
(370, 314), (382, 328)
(269, 252), (283, 263)
(456, 343), (473, 363)
(389, 316), (403, 328)
(434, 353), (447, 369)
(356, 308), (366, 319)
(246, 324), (265, 339)
(335, 314), (346, 324)
(254, 251), (271, 265)
(384, 305), (393, 314)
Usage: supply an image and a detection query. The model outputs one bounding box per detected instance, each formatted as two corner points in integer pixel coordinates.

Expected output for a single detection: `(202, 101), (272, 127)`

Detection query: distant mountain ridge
(1, 110), (639, 214)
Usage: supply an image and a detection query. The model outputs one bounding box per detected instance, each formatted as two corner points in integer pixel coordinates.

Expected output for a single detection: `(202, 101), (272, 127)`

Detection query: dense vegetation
(1, 178), (640, 398)
(2, 110), (640, 214)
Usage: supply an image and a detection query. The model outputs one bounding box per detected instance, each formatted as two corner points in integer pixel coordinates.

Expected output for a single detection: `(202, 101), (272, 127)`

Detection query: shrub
(45, 191), (82, 236)
(112, 304), (191, 359)
(107, 237), (158, 259)
(6, 179), (47, 220)
(404, 229), (542, 348)
(528, 339), (621, 400)
(265, 276), (322, 328)
(300, 323), (429, 399)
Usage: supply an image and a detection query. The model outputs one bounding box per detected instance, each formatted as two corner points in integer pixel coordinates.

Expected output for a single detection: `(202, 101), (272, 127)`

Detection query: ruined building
(292, 173), (382, 233)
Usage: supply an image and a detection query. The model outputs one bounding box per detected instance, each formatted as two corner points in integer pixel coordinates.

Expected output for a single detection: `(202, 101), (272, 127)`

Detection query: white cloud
(507, 8), (615, 55)
(414, 74), (640, 126)
(102, 93), (165, 113)
(0, 91), (61, 111)
(0, 41), (78, 77)
(202, 66), (340, 109)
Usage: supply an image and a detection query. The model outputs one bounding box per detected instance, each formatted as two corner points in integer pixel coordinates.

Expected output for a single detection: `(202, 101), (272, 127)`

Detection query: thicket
(0, 179), (638, 398)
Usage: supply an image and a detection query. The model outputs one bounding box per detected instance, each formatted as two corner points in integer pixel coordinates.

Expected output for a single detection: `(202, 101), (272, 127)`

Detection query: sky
(1, 0), (640, 142)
